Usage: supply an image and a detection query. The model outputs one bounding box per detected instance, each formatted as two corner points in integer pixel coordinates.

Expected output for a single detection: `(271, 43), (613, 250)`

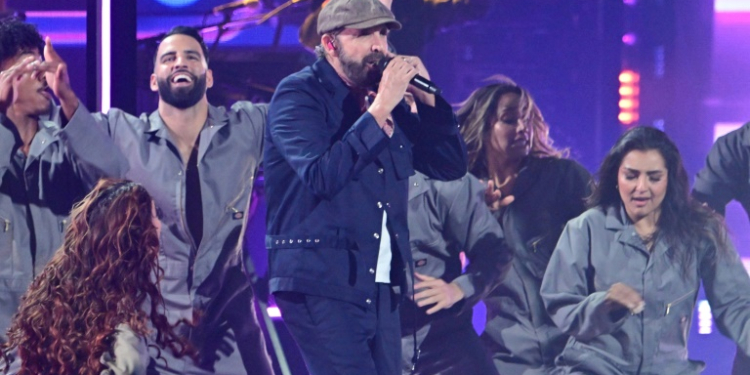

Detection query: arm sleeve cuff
(414, 95), (460, 135)
(58, 104), (98, 140)
(452, 274), (476, 300)
(346, 111), (390, 159)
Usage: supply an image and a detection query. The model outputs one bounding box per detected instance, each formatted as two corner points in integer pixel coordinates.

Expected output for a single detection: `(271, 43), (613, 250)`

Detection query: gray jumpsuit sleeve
(441, 174), (513, 308)
(541, 217), (629, 341)
(57, 104), (132, 181)
(693, 122), (750, 215)
(700, 236), (750, 356)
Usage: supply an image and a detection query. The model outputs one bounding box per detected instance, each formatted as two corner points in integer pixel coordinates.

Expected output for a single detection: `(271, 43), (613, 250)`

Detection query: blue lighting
(154, 0), (200, 7)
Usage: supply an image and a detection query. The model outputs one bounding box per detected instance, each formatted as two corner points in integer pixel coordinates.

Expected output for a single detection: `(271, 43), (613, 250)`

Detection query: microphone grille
(377, 57), (391, 72)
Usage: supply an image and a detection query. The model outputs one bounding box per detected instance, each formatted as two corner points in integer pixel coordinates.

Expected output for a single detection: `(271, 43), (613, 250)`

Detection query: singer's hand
(368, 55), (418, 126)
(398, 55), (435, 107)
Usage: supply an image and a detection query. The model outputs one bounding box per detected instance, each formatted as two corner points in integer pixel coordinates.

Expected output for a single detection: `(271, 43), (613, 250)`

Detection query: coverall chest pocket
(659, 288), (696, 352)
(523, 233), (556, 278)
(664, 288), (695, 317)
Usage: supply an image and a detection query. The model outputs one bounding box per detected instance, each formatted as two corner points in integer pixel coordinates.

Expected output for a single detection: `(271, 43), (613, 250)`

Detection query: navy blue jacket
(264, 58), (467, 307)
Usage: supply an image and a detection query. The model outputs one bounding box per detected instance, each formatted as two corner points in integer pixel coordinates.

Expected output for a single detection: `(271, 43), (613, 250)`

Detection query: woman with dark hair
(458, 79), (591, 374)
(541, 126), (750, 375)
(2, 179), (191, 375)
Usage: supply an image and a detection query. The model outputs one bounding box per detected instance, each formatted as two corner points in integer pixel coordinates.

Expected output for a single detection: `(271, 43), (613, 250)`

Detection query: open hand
(483, 178), (515, 211)
(0, 56), (37, 113)
(413, 272), (465, 315)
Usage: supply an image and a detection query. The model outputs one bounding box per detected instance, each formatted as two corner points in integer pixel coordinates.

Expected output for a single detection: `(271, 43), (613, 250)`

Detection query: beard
(339, 49), (385, 89)
(157, 71), (207, 109)
(34, 91), (53, 117)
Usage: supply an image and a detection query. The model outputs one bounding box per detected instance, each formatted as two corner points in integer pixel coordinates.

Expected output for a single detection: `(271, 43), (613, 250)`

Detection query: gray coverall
(62, 103), (273, 375)
(0, 108), (126, 342)
(541, 205), (750, 375)
(402, 172), (512, 375)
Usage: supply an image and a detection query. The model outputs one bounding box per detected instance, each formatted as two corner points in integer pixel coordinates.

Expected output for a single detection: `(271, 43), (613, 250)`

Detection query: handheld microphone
(377, 57), (442, 95)
(212, 0), (259, 15)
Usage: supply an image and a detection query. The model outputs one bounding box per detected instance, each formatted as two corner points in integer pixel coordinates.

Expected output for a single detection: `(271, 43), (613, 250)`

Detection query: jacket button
(369, 268), (375, 274)
(394, 233), (399, 239)
(373, 233), (380, 239)
(366, 299), (372, 304)
(378, 168), (384, 174)
(386, 202), (391, 208)
(377, 202), (383, 208)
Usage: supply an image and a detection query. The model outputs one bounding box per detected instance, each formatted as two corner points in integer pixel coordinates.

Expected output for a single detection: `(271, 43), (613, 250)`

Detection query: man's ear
(149, 73), (158, 92)
(321, 34), (337, 56)
(206, 69), (214, 89)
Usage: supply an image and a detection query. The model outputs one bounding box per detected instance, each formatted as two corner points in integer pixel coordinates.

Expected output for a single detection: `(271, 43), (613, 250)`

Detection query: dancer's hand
(414, 272), (465, 315)
(606, 282), (645, 314)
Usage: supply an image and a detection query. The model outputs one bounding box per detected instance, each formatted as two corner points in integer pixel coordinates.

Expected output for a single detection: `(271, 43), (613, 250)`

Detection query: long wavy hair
(3, 179), (191, 375)
(457, 78), (568, 179)
(588, 126), (730, 275)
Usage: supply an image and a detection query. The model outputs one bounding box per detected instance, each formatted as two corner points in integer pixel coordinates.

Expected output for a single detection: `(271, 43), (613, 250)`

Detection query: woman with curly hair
(458, 79), (591, 374)
(2, 179), (191, 375)
(541, 126), (750, 374)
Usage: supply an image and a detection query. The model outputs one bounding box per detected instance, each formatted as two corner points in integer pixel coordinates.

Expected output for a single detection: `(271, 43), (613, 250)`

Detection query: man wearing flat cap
(263, 0), (467, 373)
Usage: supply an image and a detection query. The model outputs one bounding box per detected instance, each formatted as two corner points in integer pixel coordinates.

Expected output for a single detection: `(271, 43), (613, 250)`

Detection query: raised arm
(392, 95), (467, 181)
(267, 78), (390, 200)
(443, 174), (512, 308)
(693, 123), (750, 215)
(57, 105), (131, 186)
(42, 38), (129, 186)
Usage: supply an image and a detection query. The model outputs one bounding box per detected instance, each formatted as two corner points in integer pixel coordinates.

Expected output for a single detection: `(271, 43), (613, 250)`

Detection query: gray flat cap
(317, 0), (402, 35)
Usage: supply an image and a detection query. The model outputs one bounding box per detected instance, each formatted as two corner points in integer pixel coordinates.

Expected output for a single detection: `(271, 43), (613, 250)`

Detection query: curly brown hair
(2, 179), (191, 375)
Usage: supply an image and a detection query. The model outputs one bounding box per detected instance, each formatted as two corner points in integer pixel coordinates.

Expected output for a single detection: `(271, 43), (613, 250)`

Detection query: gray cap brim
(346, 17), (402, 31)
(320, 17), (402, 34)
